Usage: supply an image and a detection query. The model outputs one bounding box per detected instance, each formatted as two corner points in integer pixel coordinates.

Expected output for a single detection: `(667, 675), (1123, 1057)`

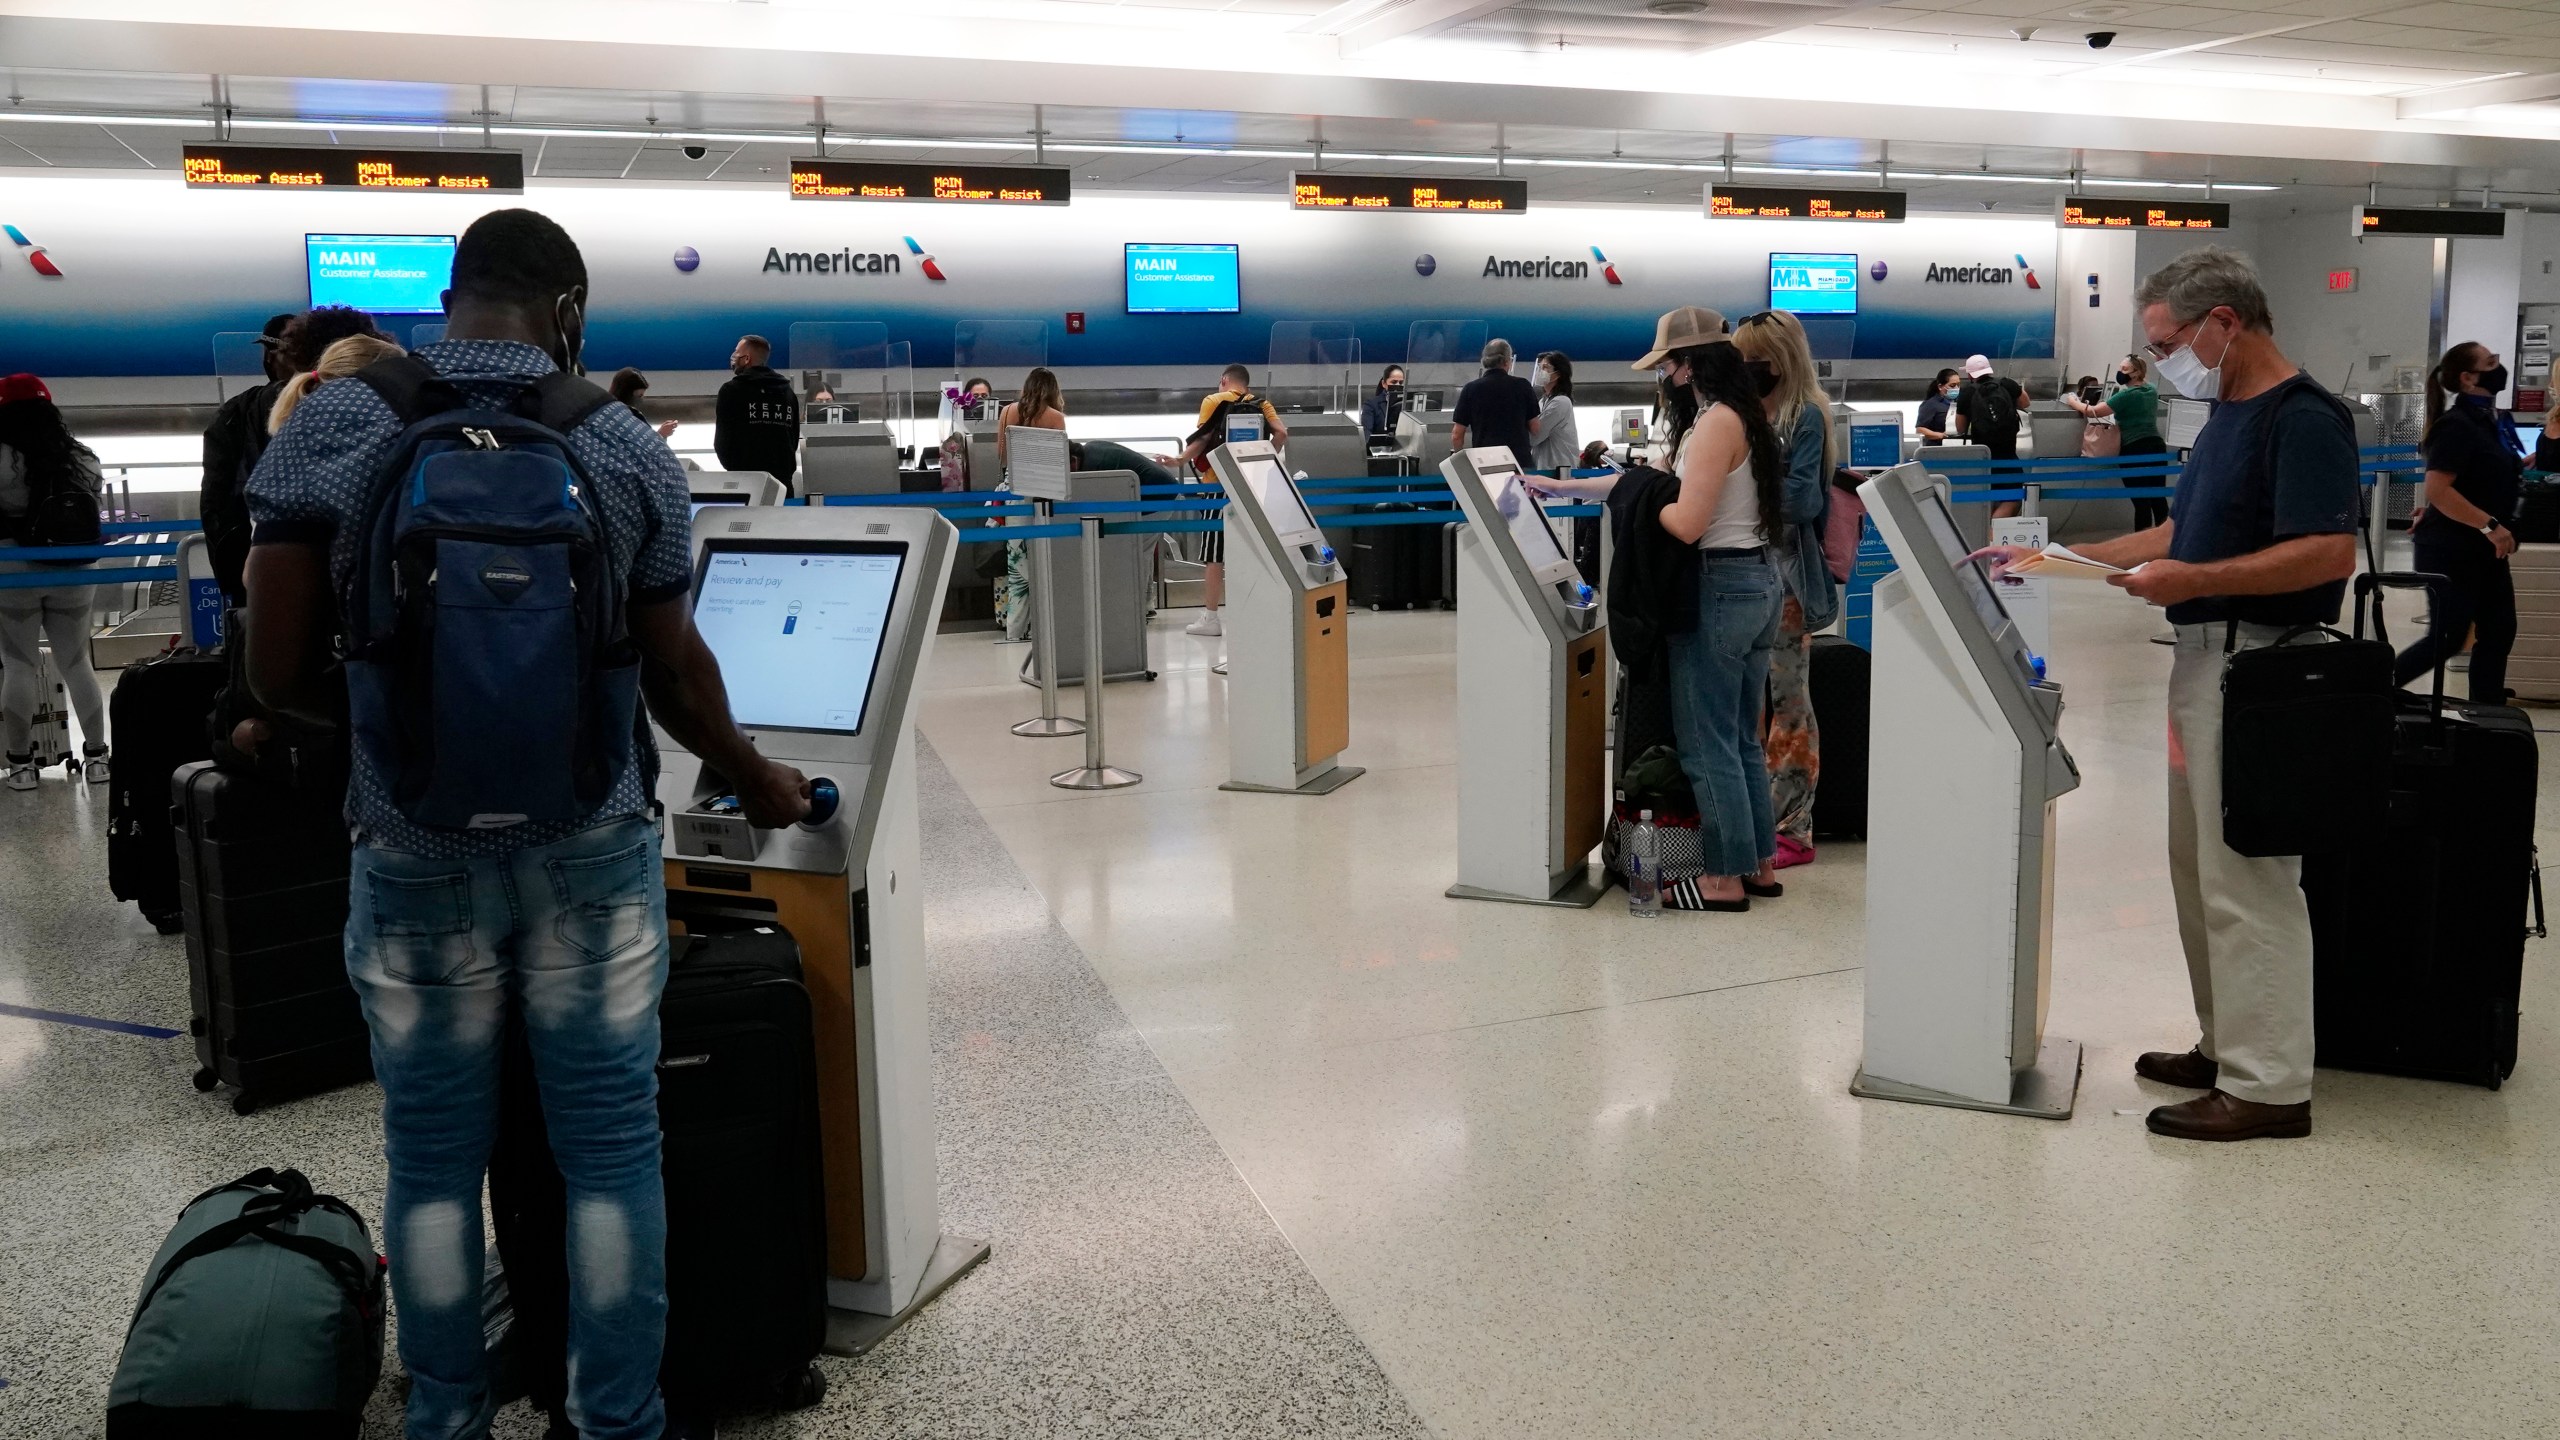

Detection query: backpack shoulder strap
(352, 354), (458, 426)
(524, 370), (616, 437)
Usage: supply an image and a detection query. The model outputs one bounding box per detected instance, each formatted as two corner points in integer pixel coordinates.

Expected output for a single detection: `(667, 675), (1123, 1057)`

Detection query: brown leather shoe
(2134, 1047), (2218, 1089)
(2146, 1089), (2311, 1142)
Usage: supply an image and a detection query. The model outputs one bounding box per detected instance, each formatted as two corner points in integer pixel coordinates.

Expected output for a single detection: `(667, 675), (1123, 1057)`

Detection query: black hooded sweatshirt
(714, 364), (801, 489)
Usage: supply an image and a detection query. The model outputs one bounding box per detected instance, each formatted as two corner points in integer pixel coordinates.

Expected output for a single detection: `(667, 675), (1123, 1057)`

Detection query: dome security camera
(2085, 30), (2117, 48)
(682, 143), (708, 161)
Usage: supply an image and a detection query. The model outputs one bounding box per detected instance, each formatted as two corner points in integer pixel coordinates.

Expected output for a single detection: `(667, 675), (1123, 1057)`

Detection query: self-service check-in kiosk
(1280, 413), (1365, 484)
(1441, 447), (1608, 907)
(801, 418), (900, 497)
(1397, 409), (1455, 474)
(1851, 462), (2082, 1118)
(659, 504), (987, 1343)
(1210, 440), (1359, 796)
(688, 470), (785, 519)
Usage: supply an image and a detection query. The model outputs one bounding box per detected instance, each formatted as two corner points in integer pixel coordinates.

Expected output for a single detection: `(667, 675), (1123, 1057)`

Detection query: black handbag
(2217, 575), (2415, 857)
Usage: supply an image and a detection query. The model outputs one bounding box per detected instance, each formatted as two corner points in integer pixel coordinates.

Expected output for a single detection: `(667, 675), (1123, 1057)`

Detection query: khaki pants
(2165, 622), (2317, 1105)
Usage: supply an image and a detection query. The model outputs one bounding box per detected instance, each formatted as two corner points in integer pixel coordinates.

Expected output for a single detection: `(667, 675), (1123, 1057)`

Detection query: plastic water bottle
(1627, 809), (1662, 918)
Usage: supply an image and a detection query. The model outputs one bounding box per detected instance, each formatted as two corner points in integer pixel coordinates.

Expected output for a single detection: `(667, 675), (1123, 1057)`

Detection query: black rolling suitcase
(2305, 575), (2544, 1088)
(492, 925), (829, 1425)
(108, 650), (227, 932)
(1347, 507), (1444, 611)
(171, 760), (368, 1114)
(1807, 635), (1871, 841)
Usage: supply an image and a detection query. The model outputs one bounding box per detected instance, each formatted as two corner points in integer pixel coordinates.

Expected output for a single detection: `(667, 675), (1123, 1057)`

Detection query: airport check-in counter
(657, 504), (985, 1334)
(801, 418), (900, 497)
(1851, 461), (2082, 1118)
(1396, 409), (1456, 475)
(1280, 413), (1365, 485)
(1209, 440), (1358, 795)
(1440, 447), (1608, 907)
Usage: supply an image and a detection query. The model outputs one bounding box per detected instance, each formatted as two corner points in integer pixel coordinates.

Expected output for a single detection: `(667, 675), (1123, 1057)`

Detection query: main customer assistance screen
(694, 543), (907, 734)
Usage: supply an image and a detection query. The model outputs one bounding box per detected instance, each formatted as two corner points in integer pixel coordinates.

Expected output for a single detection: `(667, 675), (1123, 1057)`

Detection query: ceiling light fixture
(1647, 0), (1709, 14)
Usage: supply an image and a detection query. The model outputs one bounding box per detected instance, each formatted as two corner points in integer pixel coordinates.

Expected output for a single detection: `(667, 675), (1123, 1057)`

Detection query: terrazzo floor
(0, 736), (1428, 1439)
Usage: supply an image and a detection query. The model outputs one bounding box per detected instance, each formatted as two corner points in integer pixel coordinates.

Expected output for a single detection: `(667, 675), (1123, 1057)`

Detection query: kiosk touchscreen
(657, 504), (986, 1343)
(1852, 461), (2082, 1118)
(1441, 448), (1608, 907)
(1209, 440), (1359, 795)
(688, 469), (785, 520)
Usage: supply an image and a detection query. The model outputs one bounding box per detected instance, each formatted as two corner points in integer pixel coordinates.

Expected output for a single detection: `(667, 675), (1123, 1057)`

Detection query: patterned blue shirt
(246, 339), (694, 858)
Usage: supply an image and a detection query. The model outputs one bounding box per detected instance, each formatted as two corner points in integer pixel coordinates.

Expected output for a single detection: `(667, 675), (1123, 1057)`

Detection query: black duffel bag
(2217, 575), (2415, 857)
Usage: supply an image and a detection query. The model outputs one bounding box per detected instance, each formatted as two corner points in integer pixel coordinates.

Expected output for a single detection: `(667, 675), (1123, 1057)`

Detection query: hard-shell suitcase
(108, 650), (226, 931)
(171, 761), (367, 1114)
(492, 924), (829, 1424)
(14, 646), (75, 773)
(1343, 506), (1444, 611)
(2304, 579), (2543, 1088)
(1808, 634), (1871, 840)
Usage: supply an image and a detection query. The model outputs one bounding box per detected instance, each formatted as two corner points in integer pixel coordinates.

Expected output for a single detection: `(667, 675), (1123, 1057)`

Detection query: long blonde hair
(1732, 310), (1835, 475)
(269, 334), (407, 434)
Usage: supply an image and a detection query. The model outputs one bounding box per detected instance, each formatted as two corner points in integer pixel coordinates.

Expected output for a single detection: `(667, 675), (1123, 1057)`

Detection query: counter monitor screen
(692, 540), (909, 735)
(305, 234), (454, 315)
(1770, 252), (1859, 315)
(2058, 196), (2230, 230)
(1234, 452), (1319, 540)
(1289, 171), (1526, 214)
(1126, 243), (1241, 314)
(788, 158), (1069, 205)
(1709, 184), (1905, 222)
(185, 144), (522, 193)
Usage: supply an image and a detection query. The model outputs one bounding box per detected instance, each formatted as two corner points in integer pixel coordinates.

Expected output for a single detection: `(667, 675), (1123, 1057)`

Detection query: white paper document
(2008, 543), (2130, 580)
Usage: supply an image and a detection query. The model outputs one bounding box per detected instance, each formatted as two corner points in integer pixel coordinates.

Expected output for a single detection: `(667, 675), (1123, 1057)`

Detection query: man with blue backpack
(241, 208), (809, 1440)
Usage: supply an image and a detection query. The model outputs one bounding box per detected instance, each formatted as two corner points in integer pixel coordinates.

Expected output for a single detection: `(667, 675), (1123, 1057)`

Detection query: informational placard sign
(1290, 172), (1526, 214)
(1990, 514), (2051, 658)
(2162, 397), (2213, 448)
(787, 159), (1069, 205)
(1708, 185), (1905, 222)
(1006, 425), (1071, 501)
(183, 145), (522, 193)
(1847, 414), (1903, 468)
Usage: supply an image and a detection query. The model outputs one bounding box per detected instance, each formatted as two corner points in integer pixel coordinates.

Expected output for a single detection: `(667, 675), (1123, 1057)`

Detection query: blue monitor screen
(306, 233), (454, 316)
(1126, 243), (1241, 314)
(1769, 252), (1858, 316)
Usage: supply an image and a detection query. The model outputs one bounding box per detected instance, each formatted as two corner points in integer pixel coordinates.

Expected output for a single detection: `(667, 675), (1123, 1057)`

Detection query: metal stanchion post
(1012, 498), (1085, 738)
(1051, 514), (1142, 791)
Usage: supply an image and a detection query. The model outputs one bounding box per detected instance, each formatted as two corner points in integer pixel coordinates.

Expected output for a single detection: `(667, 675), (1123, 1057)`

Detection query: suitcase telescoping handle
(2353, 571), (2453, 720)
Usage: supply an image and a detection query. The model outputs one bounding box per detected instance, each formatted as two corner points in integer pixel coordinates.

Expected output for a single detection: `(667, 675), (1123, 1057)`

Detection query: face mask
(1942, 383), (1961, 398)
(2477, 364), (2510, 395)
(2150, 316), (2228, 399)
(1745, 359), (1779, 398)
(2115, 370), (2133, 386)
(1531, 365), (1551, 390)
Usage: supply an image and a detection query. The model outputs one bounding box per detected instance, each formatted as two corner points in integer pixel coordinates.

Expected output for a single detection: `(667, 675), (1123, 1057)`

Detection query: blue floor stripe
(0, 1001), (183, 1039)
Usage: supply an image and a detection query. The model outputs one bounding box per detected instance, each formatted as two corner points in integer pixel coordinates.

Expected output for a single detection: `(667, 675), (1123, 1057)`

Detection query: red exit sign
(2326, 268), (2359, 293)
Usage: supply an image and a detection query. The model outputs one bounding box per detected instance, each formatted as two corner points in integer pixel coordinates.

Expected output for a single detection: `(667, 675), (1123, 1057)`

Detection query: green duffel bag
(107, 1167), (386, 1438)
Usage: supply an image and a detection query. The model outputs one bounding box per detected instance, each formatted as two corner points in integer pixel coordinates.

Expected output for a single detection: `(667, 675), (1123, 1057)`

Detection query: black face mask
(1745, 359), (1780, 398)
(2115, 370), (2133, 386)
(2477, 364), (2510, 395)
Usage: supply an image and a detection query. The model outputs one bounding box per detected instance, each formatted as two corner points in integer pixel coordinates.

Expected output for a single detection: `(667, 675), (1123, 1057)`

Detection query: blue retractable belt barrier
(0, 564), (176, 590)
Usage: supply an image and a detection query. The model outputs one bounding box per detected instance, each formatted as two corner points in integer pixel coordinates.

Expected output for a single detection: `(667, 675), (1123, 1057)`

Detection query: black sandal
(1742, 877), (1783, 899)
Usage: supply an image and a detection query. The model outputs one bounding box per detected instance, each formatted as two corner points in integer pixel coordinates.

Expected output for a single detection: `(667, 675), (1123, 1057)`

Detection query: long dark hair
(1539, 352), (1574, 399)
(2425, 341), (2488, 442)
(1925, 367), (1960, 399)
(0, 396), (76, 486)
(1665, 341), (1784, 543)
(1016, 367), (1064, 425)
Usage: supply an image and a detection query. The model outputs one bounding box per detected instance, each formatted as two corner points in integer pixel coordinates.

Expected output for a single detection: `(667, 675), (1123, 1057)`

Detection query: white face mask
(2150, 316), (2230, 399)
(1531, 364), (1551, 390)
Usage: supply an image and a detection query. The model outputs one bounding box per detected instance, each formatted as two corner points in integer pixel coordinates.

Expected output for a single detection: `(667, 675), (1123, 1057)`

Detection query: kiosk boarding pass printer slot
(1210, 440), (1360, 795)
(1441, 447), (1608, 907)
(659, 504), (987, 1348)
(1851, 461), (2082, 1119)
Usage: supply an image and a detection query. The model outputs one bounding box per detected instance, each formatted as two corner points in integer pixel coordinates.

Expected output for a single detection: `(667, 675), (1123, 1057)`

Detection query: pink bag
(1821, 485), (1867, 584)
(2080, 419), (2120, 459)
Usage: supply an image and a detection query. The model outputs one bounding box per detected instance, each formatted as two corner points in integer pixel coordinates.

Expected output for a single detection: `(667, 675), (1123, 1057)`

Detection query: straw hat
(1632, 306), (1730, 370)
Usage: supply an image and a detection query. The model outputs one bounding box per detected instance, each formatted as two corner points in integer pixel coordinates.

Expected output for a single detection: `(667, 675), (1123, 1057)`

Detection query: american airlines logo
(3, 224), (63, 277)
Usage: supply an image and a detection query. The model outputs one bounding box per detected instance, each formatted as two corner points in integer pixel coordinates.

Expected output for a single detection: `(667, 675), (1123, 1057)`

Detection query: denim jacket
(1777, 403), (1840, 628)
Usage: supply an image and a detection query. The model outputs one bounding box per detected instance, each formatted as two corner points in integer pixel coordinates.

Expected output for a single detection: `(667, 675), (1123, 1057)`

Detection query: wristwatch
(2483, 520), (2503, 537)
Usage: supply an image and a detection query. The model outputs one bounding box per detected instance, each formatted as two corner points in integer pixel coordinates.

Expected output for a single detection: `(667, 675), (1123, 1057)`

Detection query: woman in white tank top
(1632, 309), (1789, 909)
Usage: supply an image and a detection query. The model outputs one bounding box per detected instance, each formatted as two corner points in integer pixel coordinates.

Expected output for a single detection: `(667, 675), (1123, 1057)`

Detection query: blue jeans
(346, 816), (670, 1440)
(1666, 552), (1782, 877)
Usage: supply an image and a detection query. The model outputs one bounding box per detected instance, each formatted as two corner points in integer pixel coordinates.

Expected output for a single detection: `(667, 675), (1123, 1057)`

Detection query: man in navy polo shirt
(1984, 246), (2358, 1143)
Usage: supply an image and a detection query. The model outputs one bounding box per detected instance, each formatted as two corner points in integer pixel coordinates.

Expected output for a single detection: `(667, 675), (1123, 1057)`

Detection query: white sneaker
(1185, 610), (1223, 637)
(5, 762), (36, 792)
(83, 749), (109, 785)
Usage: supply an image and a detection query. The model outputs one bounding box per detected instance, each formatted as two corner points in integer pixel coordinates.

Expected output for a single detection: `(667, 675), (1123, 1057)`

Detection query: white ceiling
(4, 0), (2560, 216)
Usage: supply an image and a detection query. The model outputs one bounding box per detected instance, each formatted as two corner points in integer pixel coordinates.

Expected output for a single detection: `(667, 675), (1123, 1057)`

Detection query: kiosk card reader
(688, 469), (785, 520)
(1441, 447), (1608, 907)
(1851, 462), (2082, 1119)
(1210, 440), (1360, 796)
(659, 504), (987, 1346)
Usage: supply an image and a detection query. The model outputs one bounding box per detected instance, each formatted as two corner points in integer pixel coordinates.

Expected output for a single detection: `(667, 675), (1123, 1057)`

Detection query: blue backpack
(345, 356), (640, 832)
